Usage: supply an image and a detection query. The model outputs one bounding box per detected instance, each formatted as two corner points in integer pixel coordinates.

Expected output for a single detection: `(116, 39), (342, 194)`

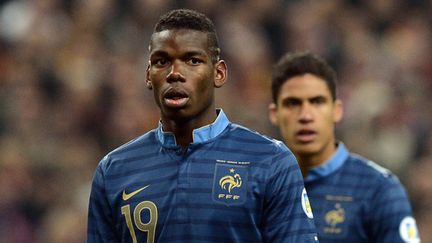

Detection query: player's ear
(146, 80), (153, 90)
(146, 64), (152, 90)
(214, 60), (227, 88)
(268, 103), (278, 125)
(333, 99), (343, 123)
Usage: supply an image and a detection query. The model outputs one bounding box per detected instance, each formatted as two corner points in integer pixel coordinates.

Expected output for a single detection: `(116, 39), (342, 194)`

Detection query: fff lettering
(218, 194), (240, 200)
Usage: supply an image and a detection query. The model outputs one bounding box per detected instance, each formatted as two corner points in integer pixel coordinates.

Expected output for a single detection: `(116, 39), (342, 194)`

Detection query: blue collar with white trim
(305, 142), (349, 183)
(156, 109), (230, 147)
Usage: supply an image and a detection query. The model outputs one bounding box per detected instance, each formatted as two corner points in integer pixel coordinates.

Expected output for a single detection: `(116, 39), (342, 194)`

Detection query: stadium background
(0, 0), (431, 242)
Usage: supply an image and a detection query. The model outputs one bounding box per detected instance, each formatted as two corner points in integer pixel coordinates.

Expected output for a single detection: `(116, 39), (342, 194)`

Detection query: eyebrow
(281, 95), (328, 102)
(310, 95), (328, 101)
(149, 50), (169, 58)
(150, 49), (208, 57)
(280, 96), (301, 105)
(183, 50), (207, 58)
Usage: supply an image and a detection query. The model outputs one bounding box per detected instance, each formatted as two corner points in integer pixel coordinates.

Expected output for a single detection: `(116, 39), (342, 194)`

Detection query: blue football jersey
(304, 143), (420, 243)
(87, 109), (318, 242)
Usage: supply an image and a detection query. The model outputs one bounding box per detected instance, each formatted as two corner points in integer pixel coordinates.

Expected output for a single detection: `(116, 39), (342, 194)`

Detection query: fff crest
(213, 163), (247, 205)
(321, 203), (348, 238)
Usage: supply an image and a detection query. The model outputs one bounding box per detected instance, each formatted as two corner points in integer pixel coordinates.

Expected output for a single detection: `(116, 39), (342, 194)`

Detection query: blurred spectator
(0, 0), (431, 242)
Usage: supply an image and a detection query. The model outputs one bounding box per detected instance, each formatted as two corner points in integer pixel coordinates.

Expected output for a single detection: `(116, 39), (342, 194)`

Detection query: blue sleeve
(262, 147), (319, 242)
(368, 175), (420, 243)
(87, 158), (119, 243)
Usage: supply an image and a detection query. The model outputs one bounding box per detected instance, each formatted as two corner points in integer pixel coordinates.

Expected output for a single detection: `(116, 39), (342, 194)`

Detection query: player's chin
(162, 107), (191, 121)
(293, 142), (320, 154)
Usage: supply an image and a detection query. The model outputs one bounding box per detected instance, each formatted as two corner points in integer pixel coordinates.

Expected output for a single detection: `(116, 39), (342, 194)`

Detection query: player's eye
(187, 57), (203, 65)
(152, 58), (169, 67)
(283, 99), (301, 107)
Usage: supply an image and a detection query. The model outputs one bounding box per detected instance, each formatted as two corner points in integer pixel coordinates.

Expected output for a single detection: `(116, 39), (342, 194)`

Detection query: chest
(305, 180), (373, 242)
(105, 149), (267, 239)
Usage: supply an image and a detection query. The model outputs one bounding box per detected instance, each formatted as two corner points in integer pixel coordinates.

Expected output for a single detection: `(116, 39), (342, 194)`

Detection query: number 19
(121, 201), (158, 243)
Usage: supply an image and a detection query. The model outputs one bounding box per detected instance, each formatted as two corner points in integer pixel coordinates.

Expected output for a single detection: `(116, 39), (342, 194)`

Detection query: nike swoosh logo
(122, 185), (150, 201)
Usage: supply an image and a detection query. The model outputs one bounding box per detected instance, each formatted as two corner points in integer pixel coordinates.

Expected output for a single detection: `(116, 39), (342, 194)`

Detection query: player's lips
(163, 88), (190, 108)
(296, 129), (317, 143)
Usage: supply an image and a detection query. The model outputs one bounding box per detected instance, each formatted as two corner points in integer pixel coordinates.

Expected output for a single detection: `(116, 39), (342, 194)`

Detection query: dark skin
(146, 29), (227, 147)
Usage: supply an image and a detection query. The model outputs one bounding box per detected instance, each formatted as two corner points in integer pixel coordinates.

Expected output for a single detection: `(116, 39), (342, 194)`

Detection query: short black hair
(271, 51), (337, 104)
(151, 9), (220, 63)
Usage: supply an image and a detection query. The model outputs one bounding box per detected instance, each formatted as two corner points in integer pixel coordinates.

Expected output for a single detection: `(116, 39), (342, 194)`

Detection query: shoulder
(226, 123), (291, 154)
(342, 154), (415, 220)
(347, 154), (393, 179)
(99, 129), (157, 169)
(347, 156), (418, 240)
(346, 153), (405, 189)
(224, 123), (297, 171)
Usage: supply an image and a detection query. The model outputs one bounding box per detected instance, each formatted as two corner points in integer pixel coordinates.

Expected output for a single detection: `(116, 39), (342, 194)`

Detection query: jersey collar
(305, 142), (349, 183)
(156, 109), (230, 147)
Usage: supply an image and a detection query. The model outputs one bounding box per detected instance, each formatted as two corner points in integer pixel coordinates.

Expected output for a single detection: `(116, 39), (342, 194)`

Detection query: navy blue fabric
(87, 110), (318, 242)
(305, 143), (419, 243)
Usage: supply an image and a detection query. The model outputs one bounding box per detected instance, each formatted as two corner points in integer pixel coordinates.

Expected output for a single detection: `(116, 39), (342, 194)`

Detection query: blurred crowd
(0, 0), (431, 242)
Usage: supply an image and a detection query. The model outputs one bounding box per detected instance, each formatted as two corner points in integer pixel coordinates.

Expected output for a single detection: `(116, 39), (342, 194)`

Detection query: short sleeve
(368, 175), (420, 243)
(87, 158), (118, 243)
(262, 148), (319, 242)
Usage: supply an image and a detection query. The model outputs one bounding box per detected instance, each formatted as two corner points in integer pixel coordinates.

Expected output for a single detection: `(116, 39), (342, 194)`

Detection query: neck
(161, 120), (194, 148)
(297, 155), (325, 177)
(296, 141), (338, 177)
(161, 109), (218, 148)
